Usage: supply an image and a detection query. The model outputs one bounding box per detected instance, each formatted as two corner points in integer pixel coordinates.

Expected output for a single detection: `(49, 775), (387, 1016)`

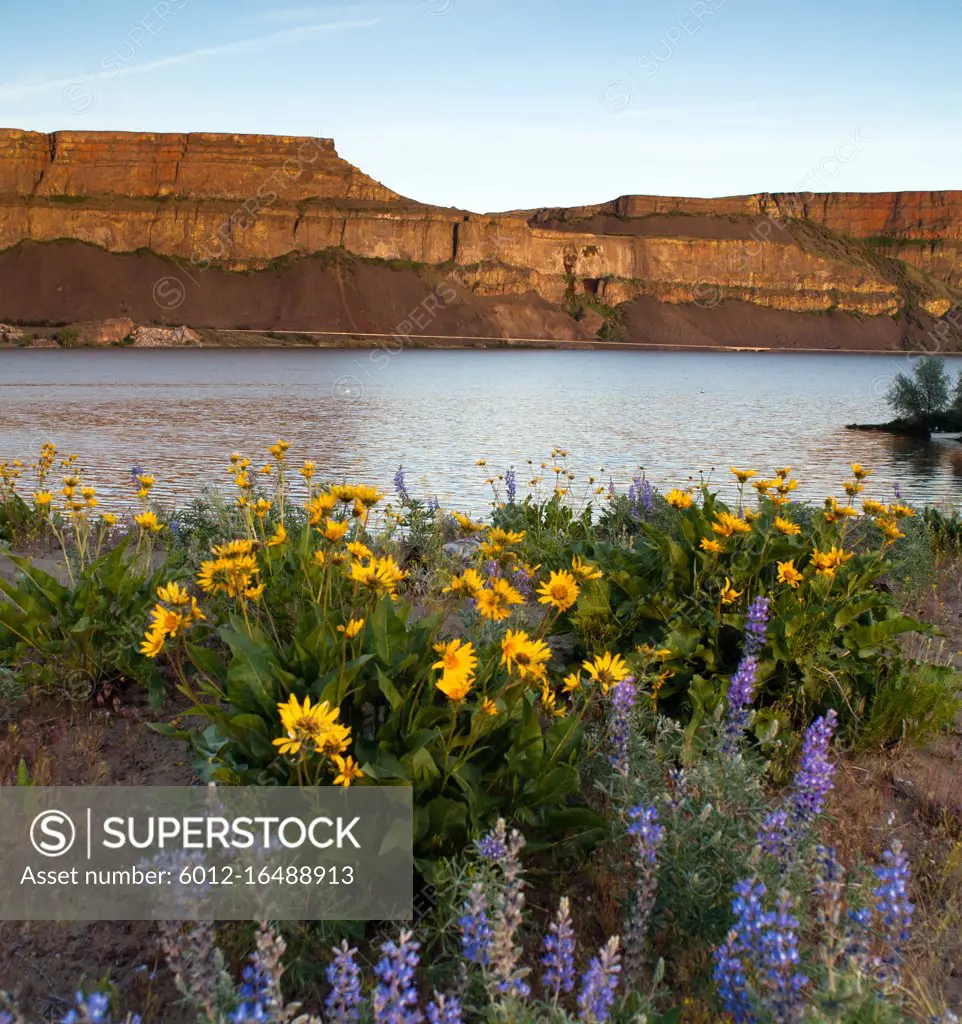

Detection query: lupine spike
(577, 936), (622, 1023)
(325, 940), (363, 1023)
(541, 895), (576, 1000)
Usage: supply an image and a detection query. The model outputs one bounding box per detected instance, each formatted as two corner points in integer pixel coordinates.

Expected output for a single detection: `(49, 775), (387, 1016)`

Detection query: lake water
(2, 348), (962, 515)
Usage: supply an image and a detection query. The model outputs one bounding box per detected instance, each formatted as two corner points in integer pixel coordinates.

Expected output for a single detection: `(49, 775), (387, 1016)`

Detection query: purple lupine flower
(623, 804), (664, 981)
(627, 477), (655, 520)
(394, 465), (410, 504)
(428, 497), (440, 512)
(873, 840), (914, 982)
(488, 826), (530, 999)
(373, 930), (422, 1024)
(713, 933), (753, 1024)
(511, 564), (533, 597)
(459, 882), (492, 965)
(757, 711), (839, 865)
(230, 964), (271, 1023)
(721, 596), (769, 757)
(485, 559), (502, 580)
(667, 767), (688, 812)
(477, 820), (508, 862)
(844, 905), (873, 970)
(542, 896), (576, 1000)
(62, 992), (114, 1024)
(743, 596), (770, 657)
(758, 891), (809, 1023)
(425, 994), (462, 1024)
(505, 468), (517, 504)
(325, 940), (364, 1023)
(130, 464), (143, 485)
(713, 878), (786, 1024)
(608, 677), (637, 777)
(757, 807), (792, 863)
(893, 482), (902, 501)
(722, 654), (759, 756)
(577, 936), (622, 1023)
(788, 710), (838, 828)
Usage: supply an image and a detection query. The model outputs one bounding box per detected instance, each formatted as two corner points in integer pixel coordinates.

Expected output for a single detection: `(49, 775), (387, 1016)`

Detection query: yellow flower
(452, 511), (486, 534)
(700, 538), (724, 554)
(268, 439), (291, 462)
(811, 546), (854, 578)
(582, 651), (631, 694)
(244, 582), (266, 601)
(102, 513), (118, 526)
(481, 697), (498, 716)
(443, 568), (485, 599)
(253, 498), (273, 520)
(540, 681), (564, 717)
(265, 523), (287, 548)
(475, 578), (525, 621)
(336, 617), (365, 639)
(774, 517), (801, 536)
(432, 638), (478, 681)
(313, 549), (327, 566)
(730, 467), (757, 483)
(476, 459), (487, 467)
(774, 477), (798, 496)
(211, 539), (257, 558)
(889, 504), (915, 520)
(306, 492), (337, 523)
(501, 630), (551, 681)
(322, 519), (350, 543)
(877, 517), (905, 545)
(134, 510), (163, 533)
(842, 480), (864, 497)
(487, 526), (526, 546)
(752, 479), (772, 495)
(157, 581), (190, 606)
(666, 488), (693, 509)
(140, 627), (166, 658)
(198, 552), (259, 598)
(353, 484), (385, 509)
(33, 491), (53, 507)
(850, 463), (871, 480)
(136, 473), (155, 490)
(537, 570), (580, 612)
(300, 460), (316, 482)
(719, 578), (742, 604)
(570, 555), (603, 581)
(349, 555), (407, 599)
(436, 673), (475, 702)
(346, 541), (372, 561)
(332, 754), (364, 787)
(712, 512), (751, 538)
(777, 560), (804, 588)
(273, 695), (349, 757)
(562, 672), (582, 693)
(862, 499), (888, 517)
(773, 466), (793, 478)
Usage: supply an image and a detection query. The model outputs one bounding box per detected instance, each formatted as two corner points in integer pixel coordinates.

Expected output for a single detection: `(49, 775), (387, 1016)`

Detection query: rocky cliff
(1, 128), (960, 349)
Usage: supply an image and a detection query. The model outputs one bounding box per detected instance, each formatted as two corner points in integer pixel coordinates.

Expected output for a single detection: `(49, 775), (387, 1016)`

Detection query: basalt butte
(1, 128), (960, 349)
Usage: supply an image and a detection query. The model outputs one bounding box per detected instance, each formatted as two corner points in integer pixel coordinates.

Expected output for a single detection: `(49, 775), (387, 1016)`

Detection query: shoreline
(1, 328), (952, 357)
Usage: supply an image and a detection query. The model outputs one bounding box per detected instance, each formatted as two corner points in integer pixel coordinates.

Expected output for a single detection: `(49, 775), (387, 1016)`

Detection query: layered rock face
(0, 128), (960, 345)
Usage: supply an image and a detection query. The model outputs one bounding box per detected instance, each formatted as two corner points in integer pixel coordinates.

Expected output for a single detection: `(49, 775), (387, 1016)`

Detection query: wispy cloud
(0, 19), (378, 102)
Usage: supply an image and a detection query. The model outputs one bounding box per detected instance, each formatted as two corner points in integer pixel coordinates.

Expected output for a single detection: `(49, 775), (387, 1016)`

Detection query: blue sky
(1, 0), (960, 211)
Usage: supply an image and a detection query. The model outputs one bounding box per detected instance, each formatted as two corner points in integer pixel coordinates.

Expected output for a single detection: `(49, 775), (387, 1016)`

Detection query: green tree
(885, 356), (950, 424)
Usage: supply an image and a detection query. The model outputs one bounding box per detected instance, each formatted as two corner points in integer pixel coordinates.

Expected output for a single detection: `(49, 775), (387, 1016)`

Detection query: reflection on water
(2, 348), (962, 514)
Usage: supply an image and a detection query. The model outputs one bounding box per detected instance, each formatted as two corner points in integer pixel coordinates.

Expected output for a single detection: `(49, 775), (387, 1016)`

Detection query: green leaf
(376, 669), (404, 712)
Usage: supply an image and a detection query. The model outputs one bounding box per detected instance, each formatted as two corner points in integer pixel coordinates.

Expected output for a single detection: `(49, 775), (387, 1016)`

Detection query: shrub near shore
(0, 445), (959, 1021)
